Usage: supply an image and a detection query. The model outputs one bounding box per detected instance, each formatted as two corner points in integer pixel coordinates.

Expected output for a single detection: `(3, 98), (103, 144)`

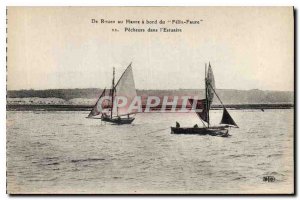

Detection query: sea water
(6, 109), (294, 194)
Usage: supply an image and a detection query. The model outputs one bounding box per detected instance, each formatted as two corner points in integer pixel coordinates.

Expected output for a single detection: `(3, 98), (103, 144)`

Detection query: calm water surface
(7, 109), (294, 194)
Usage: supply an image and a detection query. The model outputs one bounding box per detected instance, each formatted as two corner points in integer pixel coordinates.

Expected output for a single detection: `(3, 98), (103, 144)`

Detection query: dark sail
(220, 108), (238, 127)
(188, 99), (209, 123)
(87, 88), (106, 118)
(206, 63), (215, 107)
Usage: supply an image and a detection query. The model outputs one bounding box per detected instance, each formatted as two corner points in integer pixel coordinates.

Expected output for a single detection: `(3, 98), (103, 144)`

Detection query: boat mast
(110, 67), (115, 119)
(205, 63), (210, 128)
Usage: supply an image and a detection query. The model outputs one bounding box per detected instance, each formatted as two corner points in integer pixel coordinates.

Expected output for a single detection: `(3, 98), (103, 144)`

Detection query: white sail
(114, 63), (137, 116)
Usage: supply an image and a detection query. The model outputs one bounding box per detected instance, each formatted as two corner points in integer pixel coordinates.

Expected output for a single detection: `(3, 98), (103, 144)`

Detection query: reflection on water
(7, 110), (294, 194)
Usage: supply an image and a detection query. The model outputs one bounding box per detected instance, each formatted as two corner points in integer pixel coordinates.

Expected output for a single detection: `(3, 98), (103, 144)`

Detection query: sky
(7, 7), (294, 91)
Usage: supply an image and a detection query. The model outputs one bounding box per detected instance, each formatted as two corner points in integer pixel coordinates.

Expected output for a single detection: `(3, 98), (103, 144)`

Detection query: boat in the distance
(171, 63), (238, 137)
(87, 63), (137, 125)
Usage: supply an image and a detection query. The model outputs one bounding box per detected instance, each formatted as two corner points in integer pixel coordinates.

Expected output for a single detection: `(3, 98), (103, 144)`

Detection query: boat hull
(171, 126), (230, 137)
(101, 116), (135, 125)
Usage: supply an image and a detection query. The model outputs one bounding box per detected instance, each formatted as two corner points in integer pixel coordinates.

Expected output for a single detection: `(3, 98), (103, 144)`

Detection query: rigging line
(199, 117), (207, 127)
(207, 82), (239, 128)
(94, 88), (106, 106)
(90, 88), (106, 109)
(88, 88), (106, 117)
(190, 100), (207, 127)
(207, 82), (226, 109)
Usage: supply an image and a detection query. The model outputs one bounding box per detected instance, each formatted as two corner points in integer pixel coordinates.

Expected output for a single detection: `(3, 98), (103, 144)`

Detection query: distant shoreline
(7, 104), (294, 111)
(7, 88), (294, 106)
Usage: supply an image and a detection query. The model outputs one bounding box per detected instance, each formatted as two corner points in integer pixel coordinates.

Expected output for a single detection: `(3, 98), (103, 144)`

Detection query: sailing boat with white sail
(171, 62), (238, 137)
(87, 63), (137, 124)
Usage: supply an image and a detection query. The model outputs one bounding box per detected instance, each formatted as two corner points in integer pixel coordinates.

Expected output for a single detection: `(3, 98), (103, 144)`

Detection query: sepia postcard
(6, 6), (294, 194)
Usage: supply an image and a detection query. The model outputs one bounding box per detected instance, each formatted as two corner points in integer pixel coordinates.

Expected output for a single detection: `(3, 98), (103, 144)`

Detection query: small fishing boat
(101, 114), (135, 124)
(171, 125), (230, 137)
(87, 63), (137, 125)
(171, 63), (238, 137)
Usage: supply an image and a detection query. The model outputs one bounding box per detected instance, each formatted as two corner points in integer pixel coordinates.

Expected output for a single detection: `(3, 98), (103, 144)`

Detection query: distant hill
(7, 88), (294, 105)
